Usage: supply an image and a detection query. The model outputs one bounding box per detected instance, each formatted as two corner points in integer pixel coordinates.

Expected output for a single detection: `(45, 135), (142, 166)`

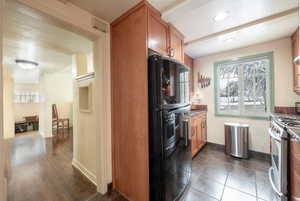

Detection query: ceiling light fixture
(214, 11), (229, 22)
(225, 38), (234, 43)
(15, 59), (39, 70)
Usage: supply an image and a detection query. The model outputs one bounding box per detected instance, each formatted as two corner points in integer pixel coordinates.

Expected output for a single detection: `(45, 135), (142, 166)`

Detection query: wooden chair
(52, 104), (70, 136)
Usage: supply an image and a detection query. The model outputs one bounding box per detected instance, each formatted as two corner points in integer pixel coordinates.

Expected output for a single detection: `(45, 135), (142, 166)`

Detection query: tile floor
(184, 144), (275, 201)
(89, 144), (275, 201)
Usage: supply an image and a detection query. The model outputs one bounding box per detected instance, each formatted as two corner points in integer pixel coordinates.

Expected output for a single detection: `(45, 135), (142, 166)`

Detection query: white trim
(0, 0), (6, 199)
(72, 159), (97, 186)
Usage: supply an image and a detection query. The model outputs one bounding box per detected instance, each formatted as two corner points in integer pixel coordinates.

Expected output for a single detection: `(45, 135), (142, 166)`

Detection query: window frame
(214, 52), (274, 120)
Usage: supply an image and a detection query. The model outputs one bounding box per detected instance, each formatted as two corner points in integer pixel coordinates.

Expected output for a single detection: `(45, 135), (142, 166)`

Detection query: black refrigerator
(148, 54), (192, 201)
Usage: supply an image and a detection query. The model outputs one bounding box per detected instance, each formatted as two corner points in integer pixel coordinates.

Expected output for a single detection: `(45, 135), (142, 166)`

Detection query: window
(214, 52), (274, 119)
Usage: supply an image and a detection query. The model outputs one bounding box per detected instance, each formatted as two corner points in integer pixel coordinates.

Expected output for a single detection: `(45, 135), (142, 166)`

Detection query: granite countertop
(270, 113), (300, 120)
(190, 110), (207, 117)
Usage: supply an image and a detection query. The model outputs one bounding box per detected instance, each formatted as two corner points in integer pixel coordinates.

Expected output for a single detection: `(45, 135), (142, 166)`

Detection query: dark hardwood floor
(7, 130), (97, 201)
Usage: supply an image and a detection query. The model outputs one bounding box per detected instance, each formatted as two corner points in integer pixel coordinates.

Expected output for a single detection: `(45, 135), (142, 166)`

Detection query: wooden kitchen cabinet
(111, 1), (186, 201)
(184, 54), (194, 96)
(191, 125), (198, 156)
(168, 24), (184, 62)
(191, 113), (207, 157)
(290, 139), (300, 201)
(291, 27), (300, 94)
(148, 10), (169, 56)
(147, 10), (184, 62)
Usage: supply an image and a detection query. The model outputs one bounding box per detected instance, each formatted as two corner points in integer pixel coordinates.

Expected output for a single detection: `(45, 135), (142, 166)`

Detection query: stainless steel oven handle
(268, 167), (283, 197)
(268, 128), (282, 141)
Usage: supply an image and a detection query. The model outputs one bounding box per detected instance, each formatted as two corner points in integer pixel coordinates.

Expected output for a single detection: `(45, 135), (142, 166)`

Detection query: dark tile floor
(90, 144), (275, 201)
(184, 144), (275, 201)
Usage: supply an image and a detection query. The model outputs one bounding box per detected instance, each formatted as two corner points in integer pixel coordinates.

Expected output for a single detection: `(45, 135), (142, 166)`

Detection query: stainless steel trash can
(224, 122), (249, 159)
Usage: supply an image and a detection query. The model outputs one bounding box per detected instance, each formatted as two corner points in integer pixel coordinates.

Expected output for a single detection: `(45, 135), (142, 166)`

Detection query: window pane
(215, 52), (272, 118)
(243, 59), (268, 115)
(218, 64), (239, 114)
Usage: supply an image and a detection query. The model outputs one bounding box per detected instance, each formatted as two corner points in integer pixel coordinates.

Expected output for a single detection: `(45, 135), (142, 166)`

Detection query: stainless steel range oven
(269, 119), (288, 201)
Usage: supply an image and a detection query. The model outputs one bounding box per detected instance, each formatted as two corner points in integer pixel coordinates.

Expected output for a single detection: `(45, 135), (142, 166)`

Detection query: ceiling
(68, 0), (140, 23)
(66, 0), (299, 58)
(159, 0), (299, 58)
(3, 1), (93, 83)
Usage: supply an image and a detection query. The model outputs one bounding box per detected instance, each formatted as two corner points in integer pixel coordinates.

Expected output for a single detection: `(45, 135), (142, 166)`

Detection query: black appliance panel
(162, 59), (189, 107)
(148, 54), (192, 201)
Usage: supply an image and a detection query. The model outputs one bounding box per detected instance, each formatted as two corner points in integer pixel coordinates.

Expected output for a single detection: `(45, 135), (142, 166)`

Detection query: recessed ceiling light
(225, 38), (234, 43)
(15, 59), (39, 70)
(214, 11), (229, 22)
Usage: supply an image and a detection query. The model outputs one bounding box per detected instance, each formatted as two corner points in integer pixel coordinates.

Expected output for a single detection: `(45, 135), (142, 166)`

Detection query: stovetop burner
(276, 117), (300, 128)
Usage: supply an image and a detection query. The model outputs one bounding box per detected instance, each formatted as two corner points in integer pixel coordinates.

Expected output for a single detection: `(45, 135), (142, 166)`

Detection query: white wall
(14, 83), (39, 122)
(193, 37), (300, 153)
(3, 67), (14, 139)
(39, 71), (73, 138)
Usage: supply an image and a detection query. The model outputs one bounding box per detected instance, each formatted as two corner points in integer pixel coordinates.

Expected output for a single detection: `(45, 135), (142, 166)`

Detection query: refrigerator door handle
(182, 118), (190, 147)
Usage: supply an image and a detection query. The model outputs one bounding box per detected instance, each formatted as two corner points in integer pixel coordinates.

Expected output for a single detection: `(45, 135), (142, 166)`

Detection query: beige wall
(14, 84), (39, 122)
(3, 67), (14, 139)
(193, 37), (300, 153)
(39, 71), (73, 138)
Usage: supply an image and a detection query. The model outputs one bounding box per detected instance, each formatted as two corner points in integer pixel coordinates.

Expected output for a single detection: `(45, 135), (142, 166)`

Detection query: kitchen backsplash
(274, 106), (297, 115)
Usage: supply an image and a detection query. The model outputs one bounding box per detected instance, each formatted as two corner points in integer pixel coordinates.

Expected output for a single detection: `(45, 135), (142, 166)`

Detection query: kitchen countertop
(270, 113), (300, 120)
(190, 110), (207, 117)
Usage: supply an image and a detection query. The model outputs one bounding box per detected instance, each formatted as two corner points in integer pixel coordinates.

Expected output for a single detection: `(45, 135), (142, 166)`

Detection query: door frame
(0, 0), (5, 200)
(0, 0), (112, 196)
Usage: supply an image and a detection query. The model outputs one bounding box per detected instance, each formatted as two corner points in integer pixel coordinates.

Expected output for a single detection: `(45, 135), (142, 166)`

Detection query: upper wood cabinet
(291, 28), (300, 94)
(148, 11), (169, 56)
(168, 24), (184, 62)
(184, 54), (194, 96)
(147, 11), (185, 62)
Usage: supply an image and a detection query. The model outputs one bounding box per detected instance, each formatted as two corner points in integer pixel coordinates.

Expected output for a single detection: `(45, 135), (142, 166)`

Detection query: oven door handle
(268, 167), (283, 197)
(268, 128), (282, 141)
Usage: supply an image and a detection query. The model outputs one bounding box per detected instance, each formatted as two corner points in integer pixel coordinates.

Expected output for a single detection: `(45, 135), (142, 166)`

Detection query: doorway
(0, 0), (111, 200)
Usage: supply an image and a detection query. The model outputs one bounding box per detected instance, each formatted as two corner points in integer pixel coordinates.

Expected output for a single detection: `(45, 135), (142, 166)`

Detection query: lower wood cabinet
(291, 139), (300, 201)
(191, 113), (207, 157)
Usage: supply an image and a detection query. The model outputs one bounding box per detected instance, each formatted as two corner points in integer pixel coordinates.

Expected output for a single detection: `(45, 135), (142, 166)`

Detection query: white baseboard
(72, 159), (97, 186)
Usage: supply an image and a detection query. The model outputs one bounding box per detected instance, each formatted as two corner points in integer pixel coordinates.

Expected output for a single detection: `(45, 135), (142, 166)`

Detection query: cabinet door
(202, 118), (207, 143)
(196, 118), (202, 149)
(191, 125), (198, 157)
(168, 25), (184, 62)
(148, 11), (169, 56)
(290, 139), (300, 200)
(292, 28), (300, 93)
(184, 54), (194, 96)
